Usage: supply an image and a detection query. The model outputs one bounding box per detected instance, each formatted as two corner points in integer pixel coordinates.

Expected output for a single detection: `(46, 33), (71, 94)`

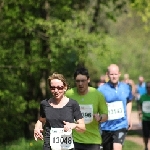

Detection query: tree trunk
(89, 0), (101, 32)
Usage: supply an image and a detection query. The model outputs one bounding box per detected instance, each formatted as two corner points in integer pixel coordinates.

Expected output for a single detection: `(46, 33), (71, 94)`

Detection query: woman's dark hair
(74, 67), (90, 79)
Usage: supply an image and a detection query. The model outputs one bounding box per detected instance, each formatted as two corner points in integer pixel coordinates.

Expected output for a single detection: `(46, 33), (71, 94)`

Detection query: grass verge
(123, 140), (143, 150)
(0, 138), (43, 150)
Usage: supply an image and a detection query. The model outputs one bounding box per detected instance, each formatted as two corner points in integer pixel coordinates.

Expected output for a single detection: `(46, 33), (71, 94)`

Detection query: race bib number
(142, 101), (150, 113)
(108, 101), (124, 120)
(79, 104), (93, 124)
(50, 128), (74, 150)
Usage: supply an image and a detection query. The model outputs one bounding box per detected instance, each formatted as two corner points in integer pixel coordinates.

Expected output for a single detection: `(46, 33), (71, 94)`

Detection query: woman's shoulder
(40, 99), (49, 105)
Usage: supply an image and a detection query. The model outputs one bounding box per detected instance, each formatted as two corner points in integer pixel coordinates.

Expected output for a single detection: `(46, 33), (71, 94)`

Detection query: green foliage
(130, 0), (150, 31)
(49, 19), (106, 76)
(0, 0), (108, 143)
(0, 90), (27, 142)
(107, 13), (150, 81)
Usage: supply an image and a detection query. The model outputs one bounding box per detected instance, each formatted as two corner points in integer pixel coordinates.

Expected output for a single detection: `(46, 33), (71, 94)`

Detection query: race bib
(79, 104), (93, 124)
(50, 128), (74, 150)
(108, 101), (124, 120)
(142, 101), (150, 113)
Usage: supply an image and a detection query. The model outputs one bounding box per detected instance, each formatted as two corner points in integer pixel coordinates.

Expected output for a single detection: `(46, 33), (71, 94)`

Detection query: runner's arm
(63, 118), (85, 133)
(94, 113), (108, 122)
(75, 118), (86, 132)
(99, 114), (108, 122)
(34, 117), (46, 141)
(138, 97), (143, 118)
(97, 91), (108, 122)
(126, 100), (132, 130)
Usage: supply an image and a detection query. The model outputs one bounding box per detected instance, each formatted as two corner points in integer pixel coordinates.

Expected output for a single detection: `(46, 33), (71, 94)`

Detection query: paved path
(126, 111), (150, 149)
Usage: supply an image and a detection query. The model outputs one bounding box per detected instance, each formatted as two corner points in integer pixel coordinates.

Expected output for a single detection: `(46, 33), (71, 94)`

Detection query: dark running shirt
(40, 98), (83, 150)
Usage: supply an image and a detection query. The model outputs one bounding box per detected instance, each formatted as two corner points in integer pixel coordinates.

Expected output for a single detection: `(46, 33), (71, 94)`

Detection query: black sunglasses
(50, 86), (64, 90)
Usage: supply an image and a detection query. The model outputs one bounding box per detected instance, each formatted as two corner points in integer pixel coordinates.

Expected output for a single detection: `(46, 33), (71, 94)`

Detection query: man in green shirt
(66, 67), (108, 150)
(139, 81), (150, 150)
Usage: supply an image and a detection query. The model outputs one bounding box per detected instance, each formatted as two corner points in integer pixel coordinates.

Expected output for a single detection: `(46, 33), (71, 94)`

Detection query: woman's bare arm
(34, 117), (46, 141)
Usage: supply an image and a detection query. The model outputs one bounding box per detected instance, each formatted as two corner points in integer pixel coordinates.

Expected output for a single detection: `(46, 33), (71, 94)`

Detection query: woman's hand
(63, 121), (76, 132)
(34, 118), (45, 141)
(34, 128), (44, 141)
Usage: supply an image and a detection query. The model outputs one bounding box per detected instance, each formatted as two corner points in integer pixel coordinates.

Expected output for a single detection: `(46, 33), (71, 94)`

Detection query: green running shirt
(66, 87), (108, 144)
(139, 94), (150, 121)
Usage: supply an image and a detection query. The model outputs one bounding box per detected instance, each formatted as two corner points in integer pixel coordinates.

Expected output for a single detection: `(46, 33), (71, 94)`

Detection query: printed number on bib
(50, 128), (74, 150)
(79, 104), (93, 124)
(108, 101), (124, 120)
(142, 101), (150, 113)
